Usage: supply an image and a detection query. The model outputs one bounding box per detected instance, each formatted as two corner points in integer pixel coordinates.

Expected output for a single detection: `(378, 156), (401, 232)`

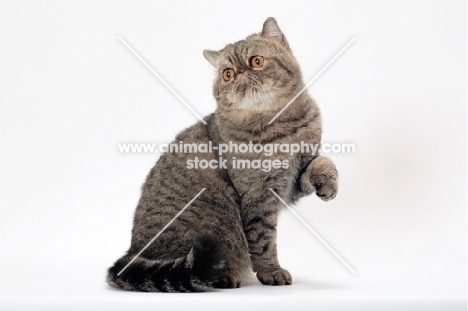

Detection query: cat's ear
(203, 49), (221, 67)
(261, 17), (291, 51)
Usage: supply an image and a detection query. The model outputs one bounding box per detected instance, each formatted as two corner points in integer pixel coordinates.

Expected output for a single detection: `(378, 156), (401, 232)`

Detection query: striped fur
(107, 17), (338, 292)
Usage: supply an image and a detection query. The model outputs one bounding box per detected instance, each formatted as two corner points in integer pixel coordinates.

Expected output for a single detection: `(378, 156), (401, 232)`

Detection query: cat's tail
(107, 234), (224, 292)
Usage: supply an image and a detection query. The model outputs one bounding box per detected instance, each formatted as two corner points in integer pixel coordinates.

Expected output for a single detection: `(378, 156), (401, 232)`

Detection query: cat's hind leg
(213, 268), (242, 288)
(212, 226), (252, 289)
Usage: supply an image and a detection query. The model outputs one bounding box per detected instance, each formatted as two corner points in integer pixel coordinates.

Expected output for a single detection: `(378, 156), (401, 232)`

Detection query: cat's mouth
(234, 83), (249, 96)
(221, 72), (278, 112)
(233, 73), (254, 93)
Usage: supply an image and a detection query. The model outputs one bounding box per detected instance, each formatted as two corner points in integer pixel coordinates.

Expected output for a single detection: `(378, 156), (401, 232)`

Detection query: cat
(107, 17), (338, 292)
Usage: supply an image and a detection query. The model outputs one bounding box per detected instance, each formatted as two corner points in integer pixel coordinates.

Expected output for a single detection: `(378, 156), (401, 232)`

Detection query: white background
(0, 1), (466, 310)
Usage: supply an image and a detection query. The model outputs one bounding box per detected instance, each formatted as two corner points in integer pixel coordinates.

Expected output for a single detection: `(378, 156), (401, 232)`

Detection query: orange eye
(250, 56), (264, 68)
(223, 69), (235, 81)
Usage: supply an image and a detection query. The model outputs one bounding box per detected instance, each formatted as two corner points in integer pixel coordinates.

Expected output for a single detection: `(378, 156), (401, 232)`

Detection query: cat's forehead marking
(218, 37), (283, 70)
(222, 42), (248, 66)
(221, 41), (261, 67)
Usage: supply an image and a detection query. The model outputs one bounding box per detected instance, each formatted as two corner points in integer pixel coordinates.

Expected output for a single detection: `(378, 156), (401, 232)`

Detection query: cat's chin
(235, 91), (278, 112)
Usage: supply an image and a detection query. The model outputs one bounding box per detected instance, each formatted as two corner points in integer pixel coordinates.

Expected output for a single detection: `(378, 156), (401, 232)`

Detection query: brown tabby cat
(107, 17), (338, 292)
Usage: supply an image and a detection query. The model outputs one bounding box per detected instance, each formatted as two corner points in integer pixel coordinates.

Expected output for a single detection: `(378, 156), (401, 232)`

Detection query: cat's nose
(238, 66), (248, 74)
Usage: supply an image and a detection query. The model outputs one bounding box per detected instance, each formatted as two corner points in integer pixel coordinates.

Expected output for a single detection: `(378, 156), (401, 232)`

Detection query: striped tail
(107, 235), (224, 292)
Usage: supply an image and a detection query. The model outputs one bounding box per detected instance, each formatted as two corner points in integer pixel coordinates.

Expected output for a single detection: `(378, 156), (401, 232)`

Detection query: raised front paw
(310, 157), (338, 201)
(312, 172), (337, 201)
(257, 268), (292, 286)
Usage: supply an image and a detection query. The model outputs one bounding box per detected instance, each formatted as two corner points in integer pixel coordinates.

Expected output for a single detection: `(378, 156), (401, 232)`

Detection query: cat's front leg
(243, 208), (292, 286)
(301, 156), (338, 201)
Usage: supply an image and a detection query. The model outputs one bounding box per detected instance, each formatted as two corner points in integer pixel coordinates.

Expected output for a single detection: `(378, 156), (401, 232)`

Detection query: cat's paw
(257, 268), (292, 286)
(310, 157), (338, 201)
(312, 173), (338, 201)
(213, 275), (241, 288)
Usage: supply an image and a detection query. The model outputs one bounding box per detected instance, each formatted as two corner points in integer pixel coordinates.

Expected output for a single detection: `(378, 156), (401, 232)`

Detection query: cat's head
(204, 17), (303, 118)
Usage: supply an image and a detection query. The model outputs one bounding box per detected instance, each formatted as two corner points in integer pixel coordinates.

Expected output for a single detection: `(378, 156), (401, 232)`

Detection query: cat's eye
(250, 56), (264, 68)
(223, 69), (235, 81)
